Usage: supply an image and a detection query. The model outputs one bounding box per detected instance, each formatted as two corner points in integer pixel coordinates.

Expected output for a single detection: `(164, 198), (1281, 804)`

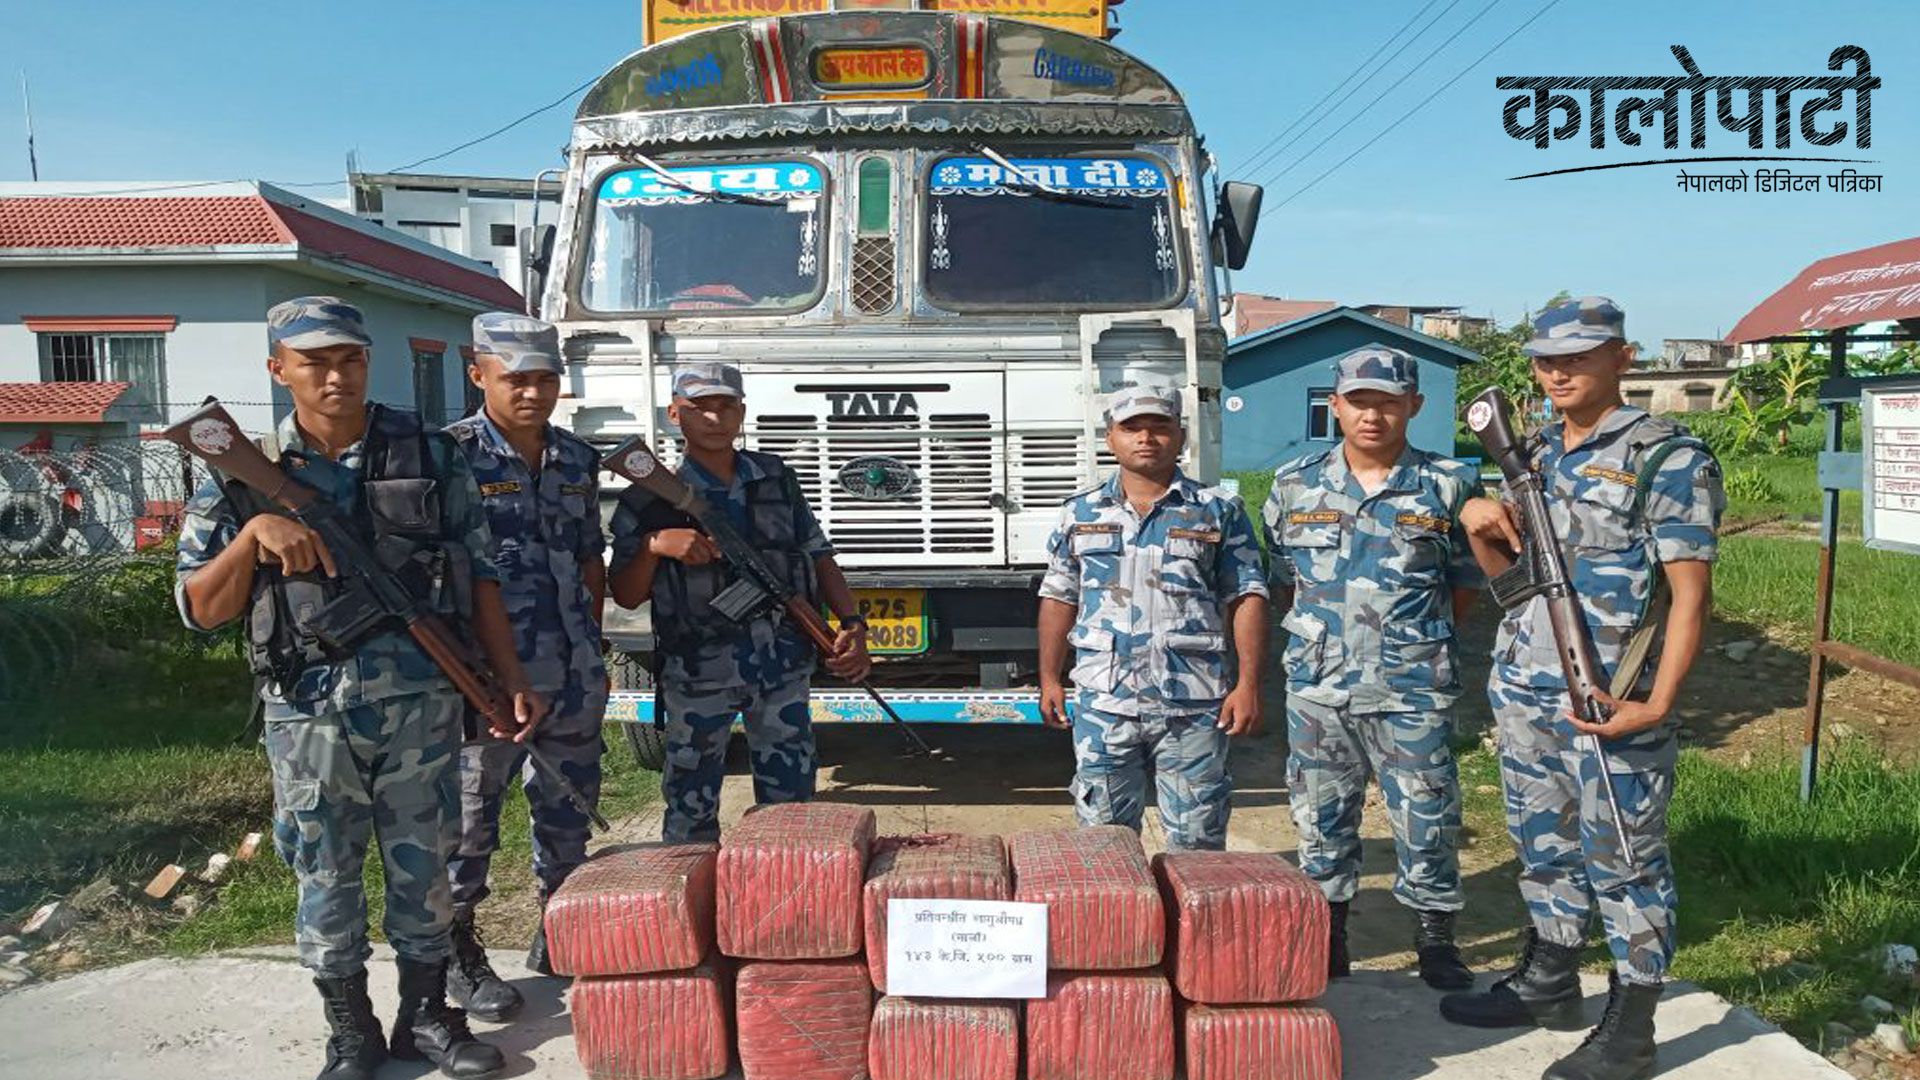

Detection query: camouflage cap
(671, 362), (744, 400)
(1333, 344), (1419, 396)
(1525, 296), (1626, 357)
(471, 312), (562, 374)
(267, 296), (371, 351)
(1105, 383), (1183, 426)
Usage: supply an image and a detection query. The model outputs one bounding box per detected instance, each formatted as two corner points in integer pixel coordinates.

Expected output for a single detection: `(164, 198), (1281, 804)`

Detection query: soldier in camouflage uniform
(442, 313), (608, 1018)
(1037, 384), (1270, 852)
(1263, 346), (1485, 990)
(1440, 298), (1724, 1080)
(176, 298), (538, 1080)
(608, 363), (872, 843)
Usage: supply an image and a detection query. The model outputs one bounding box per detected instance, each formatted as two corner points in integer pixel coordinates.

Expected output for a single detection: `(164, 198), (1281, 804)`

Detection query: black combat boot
(391, 956), (506, 1079)
(1542, 975), (1661, 1080)
(1415, 910), (1476, 991)
(446, 904), (523, 1023)
(1327, 900), (1352, 979)
(312, 970), (386, 1080)
(525, 891), (553, 976)
(1438, 927), (1586, 1030)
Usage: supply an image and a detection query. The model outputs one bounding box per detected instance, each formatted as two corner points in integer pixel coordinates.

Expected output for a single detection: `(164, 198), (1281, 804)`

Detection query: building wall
(1223, 318), (1463, 473)
(357, 181), (561, 293)
(1619, 368), (1734, 415)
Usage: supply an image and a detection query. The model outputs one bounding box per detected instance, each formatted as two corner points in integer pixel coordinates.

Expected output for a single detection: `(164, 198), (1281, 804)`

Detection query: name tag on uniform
(559, 482), (593, 497)
(1579, 465), (1638, 487)
(1072, 523), (1122, 535)
(1396, 512), (1449, 532)
(479, 480), (523, 497)
(1168, 527), (1221, 543)
(1288, 511), (1342, 525)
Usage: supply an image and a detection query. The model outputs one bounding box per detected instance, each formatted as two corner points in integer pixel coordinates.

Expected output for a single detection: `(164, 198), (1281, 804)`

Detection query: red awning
(1728, 235), (1920, 343)
(0, 382), (131, 424)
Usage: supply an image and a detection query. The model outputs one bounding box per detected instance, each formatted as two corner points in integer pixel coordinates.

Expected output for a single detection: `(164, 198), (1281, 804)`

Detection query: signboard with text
(1864, 378), (1920, 556)
(644, 1), (1109, 45)
(885, 898), (1048, 998)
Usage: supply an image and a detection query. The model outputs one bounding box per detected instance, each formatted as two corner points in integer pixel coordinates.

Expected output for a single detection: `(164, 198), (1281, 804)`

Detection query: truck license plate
(847, 589), (929, 656)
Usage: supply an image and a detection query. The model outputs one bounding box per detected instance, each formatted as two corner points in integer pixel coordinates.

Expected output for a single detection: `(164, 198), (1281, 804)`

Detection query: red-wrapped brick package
(569, 956), (731, 1080)
(717, 802), (877, 960)
(868, 996), (1017, 1080)
(1182, 1003), (1342, 1080)
(1010, 826), (1163, 970)
(864, 834), (1011, 992)
(547, 843), (719, 977)
(1156, 851), (1329, 1004)
(735, 958), (873, 1080)
(1025, 970), (1174, 1080)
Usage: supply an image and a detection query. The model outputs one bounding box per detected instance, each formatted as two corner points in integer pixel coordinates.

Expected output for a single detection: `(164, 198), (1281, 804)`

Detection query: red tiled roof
(0, 196), (293, 248)
(0, 382), (131, 424)
(0, 190), (522, 311)
(1729, 235), (1920, 342)
(1230, 295), (1339, 338)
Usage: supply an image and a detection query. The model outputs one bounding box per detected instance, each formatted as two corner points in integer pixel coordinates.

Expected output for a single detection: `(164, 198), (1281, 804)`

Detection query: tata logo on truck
(827, 392), (920, 418)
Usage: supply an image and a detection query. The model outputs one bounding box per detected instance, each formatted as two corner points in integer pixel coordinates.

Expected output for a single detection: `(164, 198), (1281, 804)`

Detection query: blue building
(1223, 306), (1478, 472)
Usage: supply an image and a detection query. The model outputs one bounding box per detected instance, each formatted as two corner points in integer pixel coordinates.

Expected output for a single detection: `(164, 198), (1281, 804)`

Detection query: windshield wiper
(972, 144), (1132, 211)
(619, 150), (790, 207)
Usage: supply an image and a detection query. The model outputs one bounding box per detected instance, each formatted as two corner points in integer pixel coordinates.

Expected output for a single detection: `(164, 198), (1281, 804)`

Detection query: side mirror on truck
(1211, 181), (1264, 271)
(520, 224), (557, 316)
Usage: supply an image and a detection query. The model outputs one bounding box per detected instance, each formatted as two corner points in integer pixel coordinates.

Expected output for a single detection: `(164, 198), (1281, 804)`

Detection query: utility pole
(21, 72), (39, 180)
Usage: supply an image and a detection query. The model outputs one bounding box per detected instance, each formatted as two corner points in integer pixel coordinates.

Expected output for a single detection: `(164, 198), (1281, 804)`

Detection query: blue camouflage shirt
(1263, 444), (1485, 713)
(1492, 406), (1724, 692)
(175, 407), (500, 721)
(444, 412), (606, 696)
(1039, 469), (1269, 717)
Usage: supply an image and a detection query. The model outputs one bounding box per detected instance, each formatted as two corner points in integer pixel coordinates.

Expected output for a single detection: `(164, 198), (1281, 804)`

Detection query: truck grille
(1012, 431), (1116, 511)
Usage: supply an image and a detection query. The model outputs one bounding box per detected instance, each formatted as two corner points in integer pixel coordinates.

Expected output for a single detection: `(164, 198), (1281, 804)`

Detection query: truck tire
(609, 651), (667, 772)
(0, 491), (66, 560)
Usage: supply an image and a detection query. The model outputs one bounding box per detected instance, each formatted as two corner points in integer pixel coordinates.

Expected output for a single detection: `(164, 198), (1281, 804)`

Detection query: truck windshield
(923, 154), (1182, 310)
(580, 160), (827, 313)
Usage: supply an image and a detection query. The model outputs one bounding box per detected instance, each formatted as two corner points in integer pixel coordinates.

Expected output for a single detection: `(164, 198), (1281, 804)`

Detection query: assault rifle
(601, 438), (936, 757)
(1464, 387), (1635, 868)
(165, 401), (609, 831)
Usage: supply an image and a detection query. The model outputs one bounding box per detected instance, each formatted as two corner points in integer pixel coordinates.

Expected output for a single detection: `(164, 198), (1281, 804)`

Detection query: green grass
(1716, 534), (1920, 666)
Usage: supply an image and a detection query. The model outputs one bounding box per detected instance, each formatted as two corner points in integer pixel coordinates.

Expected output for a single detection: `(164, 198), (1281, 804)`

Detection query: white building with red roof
(0, 181), (525, 436)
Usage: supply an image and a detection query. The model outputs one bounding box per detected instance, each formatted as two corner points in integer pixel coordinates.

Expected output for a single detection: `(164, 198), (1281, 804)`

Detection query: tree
(1721, 344), (1821, 451)
(1456, 293), (1571, 428)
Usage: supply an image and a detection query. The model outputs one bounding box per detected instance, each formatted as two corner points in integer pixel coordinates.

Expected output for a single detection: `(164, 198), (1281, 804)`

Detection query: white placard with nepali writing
(886, 899), (1049, 999)
(1865, 382), (1920, 556)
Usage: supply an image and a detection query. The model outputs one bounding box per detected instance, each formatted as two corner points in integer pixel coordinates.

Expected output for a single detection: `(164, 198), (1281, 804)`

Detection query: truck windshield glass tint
(581, 160), (826, 314)
(924, 155), (1180, 309)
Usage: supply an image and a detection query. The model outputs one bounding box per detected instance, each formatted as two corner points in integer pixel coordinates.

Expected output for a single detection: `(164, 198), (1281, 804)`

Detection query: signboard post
(885, 898), (1049, 999)
(1863, 377), (1920, 555)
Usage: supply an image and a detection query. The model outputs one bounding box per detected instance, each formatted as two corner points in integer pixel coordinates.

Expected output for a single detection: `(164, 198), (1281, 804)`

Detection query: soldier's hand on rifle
(245, 515), (339, 577)
(489, 686), (550, 743)
(1461, 497), (1524, 552)
(825, 626), (872, 682)
(647, 528), (721, 565)
(1217, 684), (1262, 737)
(1039, 680), (1070, 730)
(1569, 687), (1667, 739)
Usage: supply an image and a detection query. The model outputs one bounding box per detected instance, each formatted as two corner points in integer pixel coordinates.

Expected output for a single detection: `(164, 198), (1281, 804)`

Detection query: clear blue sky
(3, 0), (1913, 346)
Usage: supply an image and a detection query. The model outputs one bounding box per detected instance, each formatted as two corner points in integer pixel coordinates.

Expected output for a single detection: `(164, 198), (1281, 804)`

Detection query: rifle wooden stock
(165, 400), (609, 831)
(1464, 388), (1636, 868)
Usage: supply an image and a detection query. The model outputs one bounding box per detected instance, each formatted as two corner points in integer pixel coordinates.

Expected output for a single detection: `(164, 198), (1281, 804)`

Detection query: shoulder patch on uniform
(559, 482), (593, 497)
(1072, 522), (1121, 535)
(1396, 512), (1449, 532)
(1169, 527), (1222, 543)
(1288, 510), (1342, 525)
(479, 480), (523, 497)
(1579, 464), (1638, 487)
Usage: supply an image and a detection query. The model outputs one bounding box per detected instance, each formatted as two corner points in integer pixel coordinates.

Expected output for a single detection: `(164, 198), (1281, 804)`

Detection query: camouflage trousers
(264, 691), (462, 978)
(659, 673), (816, 843)
(1070, 698), (1231, 852)
(1491, 677), (1677, 985)
(447, 677), (608, 908)
(1285, 696), (1463, 911)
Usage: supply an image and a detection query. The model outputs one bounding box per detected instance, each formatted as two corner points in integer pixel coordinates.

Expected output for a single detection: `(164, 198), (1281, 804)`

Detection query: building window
(1308, 389), (1341, 441)
(1626, 388), (1655, 411)
(1684, 384), (1716, 412)
(37, 332), (167, 424)
(413, 347), (447, 427)
(489, 223), (516, 248)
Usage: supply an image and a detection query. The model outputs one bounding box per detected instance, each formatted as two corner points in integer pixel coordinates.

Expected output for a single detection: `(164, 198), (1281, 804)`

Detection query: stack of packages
(1157, 851), (1342, 1080)
(545, 843), (731, 1080)
(864, 834), (1017, 1080)
(1012, 826), (1175, 1080)
(719, 802), (879, 1080)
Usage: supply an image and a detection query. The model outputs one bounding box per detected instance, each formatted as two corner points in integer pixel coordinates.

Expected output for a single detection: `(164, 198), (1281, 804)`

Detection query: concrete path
(0, 945), (1841, 1079)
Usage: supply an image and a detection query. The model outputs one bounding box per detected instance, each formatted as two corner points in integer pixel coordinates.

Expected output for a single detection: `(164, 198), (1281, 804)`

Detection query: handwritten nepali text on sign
(886, 898), (1048, 998)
